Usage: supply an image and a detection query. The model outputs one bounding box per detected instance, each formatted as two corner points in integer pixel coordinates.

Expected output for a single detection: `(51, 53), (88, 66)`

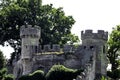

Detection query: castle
(13, 24), (108, 80)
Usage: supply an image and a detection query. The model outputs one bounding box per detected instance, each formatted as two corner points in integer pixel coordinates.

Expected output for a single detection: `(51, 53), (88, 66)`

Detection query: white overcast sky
(1, 0), (120, 59)
(43, 0), (120, 35)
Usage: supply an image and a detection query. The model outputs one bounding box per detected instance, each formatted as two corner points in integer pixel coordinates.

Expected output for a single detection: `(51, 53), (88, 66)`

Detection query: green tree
(0, 68), (7, 80)
(107, 25), (120, 79)
(0, 0), (78, 63)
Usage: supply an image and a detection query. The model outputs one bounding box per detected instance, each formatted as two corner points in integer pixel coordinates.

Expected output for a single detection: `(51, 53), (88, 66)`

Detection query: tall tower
(81, 30), (108, 78)
(20, 25), (41, 75)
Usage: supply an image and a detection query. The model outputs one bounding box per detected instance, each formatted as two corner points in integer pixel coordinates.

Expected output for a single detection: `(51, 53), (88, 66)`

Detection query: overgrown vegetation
(107, 25), (120, 79)
(18, 65), (83, 80)
(18, 70), (45, 80)
(0, 50), (5, 70)
(0, 50), (14, 80)
(101, 76), (111, 80)
(0, 68), (14, 80)
(46, 65), (82, 80)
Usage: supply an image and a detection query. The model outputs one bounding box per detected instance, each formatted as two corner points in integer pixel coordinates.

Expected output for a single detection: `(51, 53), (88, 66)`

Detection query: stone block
(44, 45), (51, 52)
(53, 44), (60, 52)
(63, 45), (73, 53)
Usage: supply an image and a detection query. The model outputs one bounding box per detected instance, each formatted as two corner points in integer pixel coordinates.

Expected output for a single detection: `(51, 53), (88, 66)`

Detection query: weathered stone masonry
(13, 25), (108, 80)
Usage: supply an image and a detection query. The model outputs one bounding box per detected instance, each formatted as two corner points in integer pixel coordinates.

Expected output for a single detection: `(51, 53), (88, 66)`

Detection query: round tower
(81, 30), (108, 78)
(20, 25), (41, 75)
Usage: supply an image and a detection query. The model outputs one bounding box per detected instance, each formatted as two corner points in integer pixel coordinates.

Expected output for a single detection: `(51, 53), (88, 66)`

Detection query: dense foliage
(0, 50), (14, 80)
(18, 70), (45, 80)
(18, 75), (30, 80)
(18, 65), (83, 80)
(101, 76), (111, 80)
(107, 25), (120, 79)
(4, 74), (14, 80)
(0, 68), (14, 80)
(46, 65), (82, 80)
(0, 0), (78, 47)
(0, 50), (5, 69)
(0, 68), (7, 80)
(30, 70), (45, 80)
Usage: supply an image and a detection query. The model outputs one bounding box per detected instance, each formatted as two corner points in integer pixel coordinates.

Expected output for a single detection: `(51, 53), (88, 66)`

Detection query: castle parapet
(81, 30), (108, 41)
(39, 44), (61, 52)
(53, 44), (60, 52)
(43, 45), (51, 52)
(35, 44), (76, 53)
(20, 25), (41, 38)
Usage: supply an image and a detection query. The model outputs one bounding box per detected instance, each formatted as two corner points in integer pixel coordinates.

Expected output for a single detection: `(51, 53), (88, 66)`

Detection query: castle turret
(20, 25), (41, 75)
(81, 30), (108, 45)
(81, 30), (108, 78)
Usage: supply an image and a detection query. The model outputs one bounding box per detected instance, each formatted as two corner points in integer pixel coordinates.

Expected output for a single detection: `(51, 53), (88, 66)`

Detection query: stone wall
(75, 51), (96, 80)
(13, 25), (108, 80)
(35, 44), (76, 53)
(32, 52), (81, 72)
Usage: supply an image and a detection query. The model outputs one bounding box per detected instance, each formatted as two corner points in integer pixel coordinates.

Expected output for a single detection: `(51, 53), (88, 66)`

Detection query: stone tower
(20, 25), (41, 75)
(81, 30), (108, 77)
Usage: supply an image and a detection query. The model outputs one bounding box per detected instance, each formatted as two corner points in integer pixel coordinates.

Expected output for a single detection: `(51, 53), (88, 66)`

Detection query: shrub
(46, 65), (83, 80)
(30, 70), (45, 80)
(4, 74), (14, 80)
(0, 68), (7, 80)
(18, 75), (30, 80)
(107, 69), (120, 79)
(18, 70), (45, 80)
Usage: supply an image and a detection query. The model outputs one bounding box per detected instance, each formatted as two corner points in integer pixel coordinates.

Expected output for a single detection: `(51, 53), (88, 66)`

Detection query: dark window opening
(103, 46), (105, 53)
(35, 46), (38, 53)
(90, 46), (94, 50)
(84, 46), (86, 49)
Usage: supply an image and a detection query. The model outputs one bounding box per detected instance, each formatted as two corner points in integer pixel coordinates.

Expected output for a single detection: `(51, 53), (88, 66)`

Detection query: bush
(18, 65), (83, 80)
(4, 74), (14, 80)
(0, 68), (14, 80)
(18, 75), (30, 80)
(18, 70), (45, 80)
(0, 68), (7, 80)
(30, 70), (45, 80)
(46, 65), (83, 80)
(107, 69), (120, 79)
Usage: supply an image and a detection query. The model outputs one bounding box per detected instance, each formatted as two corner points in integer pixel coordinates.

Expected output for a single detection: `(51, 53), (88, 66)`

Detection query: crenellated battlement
(25, 44), (97, 54)
(31, 44), (76, 53)
(81, 30), (108, 41)
(20, 25), (41, 38)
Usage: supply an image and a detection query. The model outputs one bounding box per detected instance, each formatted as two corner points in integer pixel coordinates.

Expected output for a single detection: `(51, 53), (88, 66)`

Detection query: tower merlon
(20, 25), (41, 38)
(81, 29), (108, 41)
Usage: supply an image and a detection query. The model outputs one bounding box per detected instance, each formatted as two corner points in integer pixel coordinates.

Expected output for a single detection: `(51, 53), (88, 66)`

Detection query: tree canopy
(0, 0), (79, 61)
(107, 25), (120, 79)
(0, 0), (78, 45)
